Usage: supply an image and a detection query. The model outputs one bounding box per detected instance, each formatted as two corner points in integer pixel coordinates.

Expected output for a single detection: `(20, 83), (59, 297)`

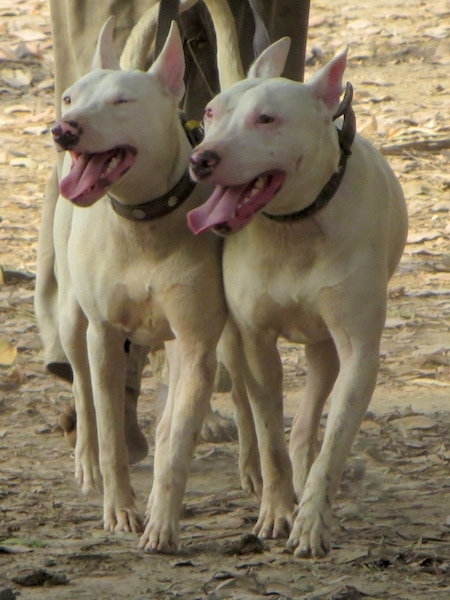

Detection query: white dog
(52, 14), (260, 553)
(188, 39), (408, 557)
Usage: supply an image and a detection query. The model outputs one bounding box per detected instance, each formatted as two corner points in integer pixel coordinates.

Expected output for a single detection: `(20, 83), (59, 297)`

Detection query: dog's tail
(120, 0), (243, 88)
(203, 0), (244, 88)
(120, 0), (197, 70)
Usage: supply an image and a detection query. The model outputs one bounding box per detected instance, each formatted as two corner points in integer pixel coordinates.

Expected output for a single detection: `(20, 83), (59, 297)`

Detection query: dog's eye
(114, 98), (129, 105)
(63, 96), (71, 105)
(257, 114), (274, 124)
(204, 107), (213, 119)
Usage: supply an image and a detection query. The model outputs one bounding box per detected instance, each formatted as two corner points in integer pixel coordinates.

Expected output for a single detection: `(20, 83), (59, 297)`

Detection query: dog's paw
(137, 518), (179, 554)
(200, 409), (237, 443)
(103, 503), (143, 534)
(286, 498), (332, 558)
(252, 490), (295, 539)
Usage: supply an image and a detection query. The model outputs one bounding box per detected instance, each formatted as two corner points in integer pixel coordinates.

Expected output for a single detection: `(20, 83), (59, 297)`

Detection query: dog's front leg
(59, 296), (101, 493)
(144, 339), (180, 520)
(240, 330), (296, 539)
(87, 322), (143, 534)
(139, 339), (217, 553)
(288, 310), (384, 558)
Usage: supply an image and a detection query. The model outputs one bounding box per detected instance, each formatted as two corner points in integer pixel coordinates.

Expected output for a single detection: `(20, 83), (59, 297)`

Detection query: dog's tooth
(105, 155), (120, 175)
(249, 176), (266, 197)
(238, 176), (269, 208)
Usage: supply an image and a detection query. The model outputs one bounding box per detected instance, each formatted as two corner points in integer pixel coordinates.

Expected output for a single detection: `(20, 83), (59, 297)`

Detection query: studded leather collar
(108, 115), (203, 222)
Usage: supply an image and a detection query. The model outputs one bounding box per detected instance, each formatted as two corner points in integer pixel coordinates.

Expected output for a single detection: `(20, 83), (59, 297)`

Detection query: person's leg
(265, 0), (310, 82)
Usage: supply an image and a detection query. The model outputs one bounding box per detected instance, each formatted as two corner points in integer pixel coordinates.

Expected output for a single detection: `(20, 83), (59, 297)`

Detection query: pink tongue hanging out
(188, 171), (286, 234)
(60, 146), (136, 207)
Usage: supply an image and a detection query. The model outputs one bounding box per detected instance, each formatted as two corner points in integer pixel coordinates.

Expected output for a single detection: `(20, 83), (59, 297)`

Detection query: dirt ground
(1, 0), (450, 598)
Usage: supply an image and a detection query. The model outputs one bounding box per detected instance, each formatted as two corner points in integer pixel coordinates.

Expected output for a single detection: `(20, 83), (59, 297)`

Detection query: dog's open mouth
(60, 145), (137, 206)
(187, 170), (286, 235)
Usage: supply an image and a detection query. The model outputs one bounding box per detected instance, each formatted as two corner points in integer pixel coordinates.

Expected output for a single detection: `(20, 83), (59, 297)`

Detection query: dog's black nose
(52, 120), (82, 150)
(189, 150), (220, 180)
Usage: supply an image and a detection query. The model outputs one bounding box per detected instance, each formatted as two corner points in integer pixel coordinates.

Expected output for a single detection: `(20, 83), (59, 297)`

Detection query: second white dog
(188, 40), (408, 557)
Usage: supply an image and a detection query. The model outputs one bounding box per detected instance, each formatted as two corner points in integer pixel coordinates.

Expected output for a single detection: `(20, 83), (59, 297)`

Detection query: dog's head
(53, 18), (186, 207)
(188, 40), (347, 235)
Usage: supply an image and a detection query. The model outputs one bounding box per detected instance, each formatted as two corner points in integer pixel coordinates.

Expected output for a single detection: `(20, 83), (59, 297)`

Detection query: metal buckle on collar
(181, 114), (204, 147)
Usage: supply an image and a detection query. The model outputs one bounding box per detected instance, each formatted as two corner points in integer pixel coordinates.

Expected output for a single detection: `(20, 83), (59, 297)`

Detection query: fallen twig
(380, 138), (450, 155)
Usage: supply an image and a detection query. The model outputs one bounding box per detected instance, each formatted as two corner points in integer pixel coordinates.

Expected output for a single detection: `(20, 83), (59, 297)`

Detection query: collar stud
(132, 209), (146, 220)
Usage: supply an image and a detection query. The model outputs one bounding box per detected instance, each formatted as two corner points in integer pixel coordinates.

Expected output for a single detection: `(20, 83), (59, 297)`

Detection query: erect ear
(247, 37), (291, 79)
(307, 49), (348, 111)
(148, 21), (185, 100)
(91, 16), (121, 70)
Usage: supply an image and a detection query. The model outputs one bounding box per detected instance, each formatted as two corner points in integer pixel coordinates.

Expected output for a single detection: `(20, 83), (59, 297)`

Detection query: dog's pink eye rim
(204, 107), (213, 119)
(256, 114), (275, 125)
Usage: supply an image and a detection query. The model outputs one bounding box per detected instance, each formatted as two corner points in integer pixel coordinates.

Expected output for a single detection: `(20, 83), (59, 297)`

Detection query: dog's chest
(225, 243), (331, 344)
(260, 272), (330, 344)
(76, 248), (175, 347)
(105, 275), (173, 348)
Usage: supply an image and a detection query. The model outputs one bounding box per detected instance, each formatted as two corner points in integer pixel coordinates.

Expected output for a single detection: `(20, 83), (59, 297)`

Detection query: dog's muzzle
(189, 149), (220, 180)
(52, 120), (83, 150)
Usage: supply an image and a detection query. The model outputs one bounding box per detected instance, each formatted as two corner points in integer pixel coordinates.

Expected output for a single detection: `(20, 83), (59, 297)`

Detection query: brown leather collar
(108, 116), (202, 222)
(109, 169), (195, 221)
(262, 82), (356, 223)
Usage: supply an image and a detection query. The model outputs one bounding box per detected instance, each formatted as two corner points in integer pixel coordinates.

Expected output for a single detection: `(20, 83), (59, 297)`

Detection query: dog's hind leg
(150, 343), (238, 444)
(34, 166), (72, 380)
(124, 342), (150, 464)
(57, 343), (150, 465)
(289, 338), (340, 501)
(217, 320), (262, 498)
(58, 355), (150, 466)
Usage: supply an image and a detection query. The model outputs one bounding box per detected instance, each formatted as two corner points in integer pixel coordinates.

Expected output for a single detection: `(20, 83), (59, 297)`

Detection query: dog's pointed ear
(247, 37), (291, 79)
(92, 16), (121, 70)
(148, 21), (185, 100)
(307, 49), (348, 111)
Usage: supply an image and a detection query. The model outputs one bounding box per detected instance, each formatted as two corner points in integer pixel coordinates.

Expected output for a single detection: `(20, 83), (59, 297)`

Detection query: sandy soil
(0, 0), (449, 598)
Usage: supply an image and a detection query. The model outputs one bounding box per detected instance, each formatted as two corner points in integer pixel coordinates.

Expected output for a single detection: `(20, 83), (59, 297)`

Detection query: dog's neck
(108, 168), (195, 221)
(108, 115), (203, 222)
(262, 83), (356, 224)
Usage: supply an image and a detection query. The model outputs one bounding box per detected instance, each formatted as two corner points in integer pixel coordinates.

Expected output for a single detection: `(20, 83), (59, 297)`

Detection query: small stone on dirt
(220, 533), (265, 556)
(12, 568), (69, 587)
